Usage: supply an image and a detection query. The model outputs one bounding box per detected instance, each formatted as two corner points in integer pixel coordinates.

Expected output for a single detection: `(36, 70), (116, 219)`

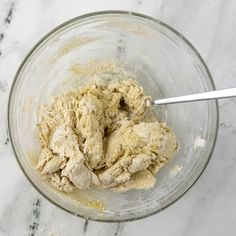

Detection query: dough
(36, 79), (178, 192)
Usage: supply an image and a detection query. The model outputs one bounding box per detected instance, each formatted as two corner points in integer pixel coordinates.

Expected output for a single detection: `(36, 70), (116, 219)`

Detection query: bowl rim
(7, 10), (219, 222)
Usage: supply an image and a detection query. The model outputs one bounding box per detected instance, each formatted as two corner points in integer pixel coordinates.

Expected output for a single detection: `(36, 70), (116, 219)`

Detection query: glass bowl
(8, 11), (219, 222)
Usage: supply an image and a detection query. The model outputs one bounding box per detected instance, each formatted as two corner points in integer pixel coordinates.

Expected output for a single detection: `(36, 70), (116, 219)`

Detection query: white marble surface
(1, 0), (236, 235)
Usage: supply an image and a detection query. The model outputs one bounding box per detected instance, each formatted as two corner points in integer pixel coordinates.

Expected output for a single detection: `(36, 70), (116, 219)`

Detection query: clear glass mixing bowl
(8, 11), (219, 222)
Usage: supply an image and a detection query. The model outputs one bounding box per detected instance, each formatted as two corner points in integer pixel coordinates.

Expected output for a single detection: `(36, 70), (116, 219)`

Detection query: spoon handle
(152, 88), (236, 105)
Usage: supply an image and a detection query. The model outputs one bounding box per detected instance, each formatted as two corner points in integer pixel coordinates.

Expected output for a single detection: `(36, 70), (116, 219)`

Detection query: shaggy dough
(36, 79), (178, 192)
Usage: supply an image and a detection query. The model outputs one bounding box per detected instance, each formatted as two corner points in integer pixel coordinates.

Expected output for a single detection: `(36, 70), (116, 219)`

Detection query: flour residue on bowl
(194, 136), (206, 149)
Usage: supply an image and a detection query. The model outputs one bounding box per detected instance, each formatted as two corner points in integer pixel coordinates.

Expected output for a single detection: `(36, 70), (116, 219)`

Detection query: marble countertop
(1, 0), (236, 235)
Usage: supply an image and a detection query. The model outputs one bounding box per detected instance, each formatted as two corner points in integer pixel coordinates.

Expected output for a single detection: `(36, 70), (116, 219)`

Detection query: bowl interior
(9, 12), (218, 221)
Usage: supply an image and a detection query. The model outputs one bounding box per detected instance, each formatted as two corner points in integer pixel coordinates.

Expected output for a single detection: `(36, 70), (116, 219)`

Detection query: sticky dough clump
(36, 79), (178, 192)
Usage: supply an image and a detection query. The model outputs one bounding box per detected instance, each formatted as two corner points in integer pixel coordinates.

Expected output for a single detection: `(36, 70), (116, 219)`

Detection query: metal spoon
(146, 88), (236, 106)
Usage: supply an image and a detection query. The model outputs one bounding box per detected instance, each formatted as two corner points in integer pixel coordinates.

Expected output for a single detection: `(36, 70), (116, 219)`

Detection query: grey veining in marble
(1, 0), (236, 235)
